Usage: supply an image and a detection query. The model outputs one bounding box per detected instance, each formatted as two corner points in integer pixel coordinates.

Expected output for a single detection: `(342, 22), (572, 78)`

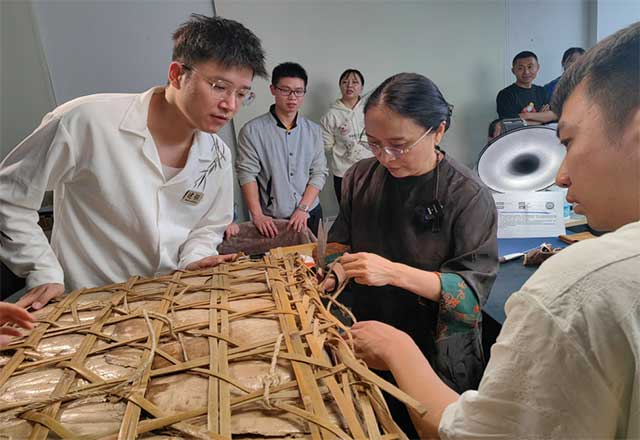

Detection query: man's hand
(287, 209), (309, 233)
(540, 103), (551, 112)
(0, 302), (36, 346)
(252, 214), (279, 238)
(341, 252), (397, 287)
(15, 283), (64, 310)
(349, 320), (414, 371)
(224, 223), (240, 240)
(185, 254), (238, 271)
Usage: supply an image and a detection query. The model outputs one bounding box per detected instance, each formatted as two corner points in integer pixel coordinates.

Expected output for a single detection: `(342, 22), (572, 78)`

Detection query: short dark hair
(561, 47), (585, 66)
(552, 22), (639, 133)
(271, 62), (308, 87)
(172, 14), (267, 79)
(488, 119), (502, 138)
(364, 72), (453, 132)
(512, 51), (539, 65)
(339, 69), (365, 86)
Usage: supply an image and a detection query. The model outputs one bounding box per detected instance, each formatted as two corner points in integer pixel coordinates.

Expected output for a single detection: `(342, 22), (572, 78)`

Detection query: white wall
(505, 0), (594, 86)
(29, 0), (213, 103)
(217, 0), (508, 217)
(2, 0), (251, 213)
(596, 0), (640, 40)
(2, 0), (219, 160)
(0, 1), (56, 159)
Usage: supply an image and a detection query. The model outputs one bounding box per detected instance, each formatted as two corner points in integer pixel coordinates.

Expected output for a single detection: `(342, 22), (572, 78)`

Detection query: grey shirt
(236, 107), (327, 219)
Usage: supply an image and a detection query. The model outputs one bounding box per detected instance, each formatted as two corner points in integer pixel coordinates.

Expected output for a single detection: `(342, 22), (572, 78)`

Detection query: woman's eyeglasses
(358, 127), (432, 159)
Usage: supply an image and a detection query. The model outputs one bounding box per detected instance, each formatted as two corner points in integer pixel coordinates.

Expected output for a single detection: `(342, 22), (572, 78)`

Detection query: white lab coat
(0, 87), (233, 291)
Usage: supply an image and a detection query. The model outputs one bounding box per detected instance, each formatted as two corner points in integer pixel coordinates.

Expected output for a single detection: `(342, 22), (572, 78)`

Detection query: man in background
(236, 62), (327, 238)
(496, 51), (557, 124)
(544, 47), (585, 100)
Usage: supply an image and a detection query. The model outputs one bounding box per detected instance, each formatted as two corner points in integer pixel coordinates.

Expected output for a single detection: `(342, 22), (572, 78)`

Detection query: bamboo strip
(282, 258), (367, 439)
(207, 269), (220, 434)
(29, 302), (114, 440)
(267, 255), (332, 440)
(0, 289), (86, 388)
(21, 410), (77, 439)
(117, 273), (178, 439)
(217, 267), (231, 437)
(355, 384), (382, 440)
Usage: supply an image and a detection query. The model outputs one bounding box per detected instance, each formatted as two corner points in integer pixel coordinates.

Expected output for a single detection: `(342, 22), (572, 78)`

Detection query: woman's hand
(349, 320), (414, 370)
(341, 252), (398, 286)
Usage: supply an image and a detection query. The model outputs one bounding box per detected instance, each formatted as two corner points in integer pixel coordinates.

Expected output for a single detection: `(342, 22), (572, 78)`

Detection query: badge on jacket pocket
(182, 190), (204, 205)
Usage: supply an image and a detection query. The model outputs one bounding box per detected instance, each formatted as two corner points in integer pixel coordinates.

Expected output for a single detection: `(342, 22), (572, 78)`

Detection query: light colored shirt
(235, 108), (327, 219)
(0, 87), (233, 291)
(320, 97), (373, 178)
(162, 164), (183, 181)
(440, 220), (640, 439)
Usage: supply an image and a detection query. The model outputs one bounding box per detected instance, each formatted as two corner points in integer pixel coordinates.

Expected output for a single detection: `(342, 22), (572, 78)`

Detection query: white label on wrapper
(182, 190), (204, 205)
(493, 191), (566, 238)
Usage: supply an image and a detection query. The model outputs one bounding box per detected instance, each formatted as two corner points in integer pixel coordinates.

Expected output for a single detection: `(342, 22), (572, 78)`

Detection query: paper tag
(182, 190), (204, 205)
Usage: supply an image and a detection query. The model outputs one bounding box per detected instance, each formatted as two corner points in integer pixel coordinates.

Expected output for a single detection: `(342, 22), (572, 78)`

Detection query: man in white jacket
(0, 14), (267, 309)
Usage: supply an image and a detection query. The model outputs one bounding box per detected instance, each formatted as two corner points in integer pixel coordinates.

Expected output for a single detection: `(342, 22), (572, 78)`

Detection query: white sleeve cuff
(26, 268), (65, 290)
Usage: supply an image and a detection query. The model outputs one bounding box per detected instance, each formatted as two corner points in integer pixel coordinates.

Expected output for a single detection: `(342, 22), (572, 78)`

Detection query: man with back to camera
(496, 51), (557, 124)
(0, 14), (267, 309)
(544, 47), (585, 100)
(236, 62), (327, 238)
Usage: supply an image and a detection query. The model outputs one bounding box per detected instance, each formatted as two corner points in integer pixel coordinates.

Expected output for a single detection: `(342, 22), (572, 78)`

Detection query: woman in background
(320, 69), (373, 203)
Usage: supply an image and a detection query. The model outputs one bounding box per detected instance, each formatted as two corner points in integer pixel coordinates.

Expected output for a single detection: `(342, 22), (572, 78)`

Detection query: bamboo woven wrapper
(0, 255), (419, 439)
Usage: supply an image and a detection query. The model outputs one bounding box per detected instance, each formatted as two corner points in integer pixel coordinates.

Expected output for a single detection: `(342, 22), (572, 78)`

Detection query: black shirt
(496, 83), (549, 119)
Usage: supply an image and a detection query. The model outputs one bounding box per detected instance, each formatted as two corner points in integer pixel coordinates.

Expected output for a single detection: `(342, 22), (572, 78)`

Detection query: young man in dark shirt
(496, 51), (557, 124)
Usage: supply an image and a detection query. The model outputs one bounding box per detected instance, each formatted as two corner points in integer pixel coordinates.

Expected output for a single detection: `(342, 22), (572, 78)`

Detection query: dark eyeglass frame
(273, 85), (306, 98)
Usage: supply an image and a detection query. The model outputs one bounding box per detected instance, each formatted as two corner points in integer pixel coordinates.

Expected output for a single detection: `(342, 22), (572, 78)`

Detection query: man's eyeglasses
(182, 64), (255, 107)
(358, 127), (433, 159)
(273, 86), (306, 97)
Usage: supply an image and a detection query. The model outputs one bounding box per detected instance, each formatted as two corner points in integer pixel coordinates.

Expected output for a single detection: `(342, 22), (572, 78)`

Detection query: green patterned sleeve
(435, 272), (481, 341)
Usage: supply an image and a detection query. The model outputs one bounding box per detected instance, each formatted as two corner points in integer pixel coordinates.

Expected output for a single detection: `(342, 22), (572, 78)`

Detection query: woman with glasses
(320, 69), (374, 203)
(328, 72), (498, 438)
